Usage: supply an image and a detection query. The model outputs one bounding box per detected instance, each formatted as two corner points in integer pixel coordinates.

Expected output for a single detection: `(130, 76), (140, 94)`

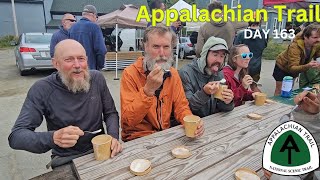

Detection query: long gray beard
(143, 54), (173, 72)
(59, 69), (91, 93)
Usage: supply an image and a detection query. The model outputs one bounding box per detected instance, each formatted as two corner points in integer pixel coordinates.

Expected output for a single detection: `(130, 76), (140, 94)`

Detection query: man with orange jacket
(120, 24), (205, 141)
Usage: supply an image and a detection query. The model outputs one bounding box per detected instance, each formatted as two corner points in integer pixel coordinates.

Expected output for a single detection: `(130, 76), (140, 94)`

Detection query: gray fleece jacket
(8, 70), (119, 157)
(179, 37), (234, 118)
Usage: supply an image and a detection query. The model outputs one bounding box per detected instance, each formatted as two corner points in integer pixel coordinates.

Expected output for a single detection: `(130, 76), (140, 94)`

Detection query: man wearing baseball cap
(69, 5), (107, 70)
(179, 37), (234, 118)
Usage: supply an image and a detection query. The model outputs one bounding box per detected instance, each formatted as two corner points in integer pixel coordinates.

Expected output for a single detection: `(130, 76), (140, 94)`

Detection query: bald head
(53, 39), (86, 60)
(61, 13), (76, 30)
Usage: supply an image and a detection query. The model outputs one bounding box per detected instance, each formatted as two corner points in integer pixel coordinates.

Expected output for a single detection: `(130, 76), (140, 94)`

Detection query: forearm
(217, 100), (234, 112)
(96, 54), (105, 70)
(105, 113), (119, 139)
(289, 64), (310, 74)
(8, 129), (55, 154)
(187, 89), (211, 111)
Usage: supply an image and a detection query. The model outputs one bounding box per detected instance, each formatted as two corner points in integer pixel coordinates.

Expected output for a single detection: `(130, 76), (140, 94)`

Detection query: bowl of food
(235, 167), (260, 180)
(130, 159), (152, 176)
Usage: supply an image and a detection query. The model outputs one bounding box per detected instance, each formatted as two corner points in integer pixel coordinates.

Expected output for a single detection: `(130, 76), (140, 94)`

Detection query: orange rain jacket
(120, 57), (192, 141)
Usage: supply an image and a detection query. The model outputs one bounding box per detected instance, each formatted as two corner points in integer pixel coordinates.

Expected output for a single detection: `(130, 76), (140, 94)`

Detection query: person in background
(195, 1), (247, 57)
(50, 13), (76, 57)
(120, 24), (204, 142)
(223, 44), (258, 107)
(8, 39), (122, 169)
(179, 36), (234, 118)
(147, 0), (181, 33)
(234, 21), (268, 92)
(69, 5), (107, 70)
(272, 23), (320, 95)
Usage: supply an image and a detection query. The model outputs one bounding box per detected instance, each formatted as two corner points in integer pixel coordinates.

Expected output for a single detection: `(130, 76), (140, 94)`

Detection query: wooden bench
(104, 51), (143, 70)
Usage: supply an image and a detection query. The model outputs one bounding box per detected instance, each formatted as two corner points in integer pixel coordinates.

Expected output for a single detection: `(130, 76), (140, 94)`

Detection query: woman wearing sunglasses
(223, 44), (257, 107)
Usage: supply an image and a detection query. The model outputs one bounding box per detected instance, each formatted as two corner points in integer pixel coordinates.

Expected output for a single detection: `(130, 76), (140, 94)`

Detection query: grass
(262, 39), (289, 60)
(0, 35), (17, 49)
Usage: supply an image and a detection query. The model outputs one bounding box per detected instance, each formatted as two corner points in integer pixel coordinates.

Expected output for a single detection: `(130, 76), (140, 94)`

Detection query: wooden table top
(71, 101), (292, 180)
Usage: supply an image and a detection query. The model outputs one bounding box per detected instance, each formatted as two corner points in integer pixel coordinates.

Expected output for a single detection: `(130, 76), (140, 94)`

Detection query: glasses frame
(65, 19), (77, 22)
(234, 52), (253, 59)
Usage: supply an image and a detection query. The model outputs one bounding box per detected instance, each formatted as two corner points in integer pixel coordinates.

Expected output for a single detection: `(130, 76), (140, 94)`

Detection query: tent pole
(175, 34), (179, 69)
(114, 23), (119, 80)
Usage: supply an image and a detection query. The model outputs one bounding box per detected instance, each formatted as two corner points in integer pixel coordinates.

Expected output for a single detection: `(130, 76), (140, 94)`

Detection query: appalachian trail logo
(263, 121), (319, 176)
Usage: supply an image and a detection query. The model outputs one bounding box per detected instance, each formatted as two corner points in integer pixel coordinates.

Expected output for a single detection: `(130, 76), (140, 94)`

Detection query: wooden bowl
(130, 159), (152, 176)
(235, 167), (260, 180)
(172, 146), (192, 159)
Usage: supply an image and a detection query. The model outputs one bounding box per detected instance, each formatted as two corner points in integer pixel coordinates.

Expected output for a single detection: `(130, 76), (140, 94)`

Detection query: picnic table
(32, 101), (292, 180)
(269, 89), (303, 106)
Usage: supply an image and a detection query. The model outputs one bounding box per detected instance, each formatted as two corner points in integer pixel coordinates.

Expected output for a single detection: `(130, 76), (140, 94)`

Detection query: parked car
(178, 37), (196, 59)
(14, 32), (53, 76)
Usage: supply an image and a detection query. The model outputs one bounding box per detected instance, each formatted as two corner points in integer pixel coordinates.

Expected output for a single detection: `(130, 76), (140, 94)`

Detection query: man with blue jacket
(50, 13), (76, 57)
(69, 5), (107, 70)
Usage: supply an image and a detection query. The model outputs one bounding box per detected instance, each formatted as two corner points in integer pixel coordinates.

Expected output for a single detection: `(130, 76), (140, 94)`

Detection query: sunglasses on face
(65, 19), (76, 22)
(235, 52), (253, 59)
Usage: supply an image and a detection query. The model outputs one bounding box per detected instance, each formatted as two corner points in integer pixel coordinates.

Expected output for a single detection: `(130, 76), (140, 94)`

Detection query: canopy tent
(97, 4), (147, 79)
(168, 0), (202, 32)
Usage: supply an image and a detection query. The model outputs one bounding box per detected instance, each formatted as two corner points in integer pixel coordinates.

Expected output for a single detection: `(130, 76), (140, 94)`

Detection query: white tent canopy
(168, 0), (203, 32)
(97, 4), (147, 79)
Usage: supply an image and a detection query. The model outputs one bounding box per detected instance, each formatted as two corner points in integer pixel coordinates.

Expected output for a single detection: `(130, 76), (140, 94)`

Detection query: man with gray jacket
(179, 37), (234, 118)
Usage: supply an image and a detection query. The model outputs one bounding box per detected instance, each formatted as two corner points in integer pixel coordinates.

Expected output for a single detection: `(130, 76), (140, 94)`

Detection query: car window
(25, 34), (52, 44)
(181, 38), (186, 43)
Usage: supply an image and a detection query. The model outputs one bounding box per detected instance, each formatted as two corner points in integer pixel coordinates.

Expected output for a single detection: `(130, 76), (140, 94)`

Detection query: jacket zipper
(156, 97), (163, 131)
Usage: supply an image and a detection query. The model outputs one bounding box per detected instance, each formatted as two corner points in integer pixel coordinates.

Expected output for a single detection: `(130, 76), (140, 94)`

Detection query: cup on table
(91, 134), (112, 161)
(213, 84), (228, 100)
(255, 92), (267, 106)
(183, 115), (200, 138)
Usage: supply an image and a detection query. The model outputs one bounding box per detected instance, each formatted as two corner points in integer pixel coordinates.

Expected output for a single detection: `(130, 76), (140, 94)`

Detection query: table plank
(75, 103), (291, 179)
(190, 140), (264, 180)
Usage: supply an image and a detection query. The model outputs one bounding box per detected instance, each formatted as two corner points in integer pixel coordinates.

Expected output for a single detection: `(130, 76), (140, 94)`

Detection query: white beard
(59, 69), (91, 93)
(143, 53), (173, 72)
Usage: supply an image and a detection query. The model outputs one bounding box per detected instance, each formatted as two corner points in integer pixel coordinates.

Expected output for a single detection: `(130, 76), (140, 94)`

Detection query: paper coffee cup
(91, 134), (112, 161)
(255, 92), (267, 106)
(214, 84), (228, 100)
(183, 115), (200, 138)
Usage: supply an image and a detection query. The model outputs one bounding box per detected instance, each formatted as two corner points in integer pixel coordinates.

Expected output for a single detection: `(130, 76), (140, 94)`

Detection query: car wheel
(179, 49), (186, 59)
(20, 70), (29, 76)
(16, 62), (29, 76)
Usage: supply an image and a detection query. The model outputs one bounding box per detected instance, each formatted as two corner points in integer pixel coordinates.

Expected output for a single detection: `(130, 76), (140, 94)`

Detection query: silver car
(178, 37), (195, 59)
(14, 32), (53, 76)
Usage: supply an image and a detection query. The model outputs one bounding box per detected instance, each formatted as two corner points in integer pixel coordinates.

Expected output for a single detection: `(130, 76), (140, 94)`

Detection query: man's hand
(308, 60), (319, 68)
(203, 81), (220, 95)
(242, 75), (253, 89)
(295, 91), (320, 114)
(263, 169), (272, 179)
(111, 138), (123, 158)
(195, 119), (204, 138)
(143, 65), (164, 96)
(221, 88), (234, 104)
(53, 126), (84, 148)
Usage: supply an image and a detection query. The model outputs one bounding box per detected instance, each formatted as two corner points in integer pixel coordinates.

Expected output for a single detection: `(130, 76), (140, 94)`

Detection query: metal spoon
(84, 129), (102, 134)
(162, 68), (170, 73)
(252, 80), (262, 87)
(279, 105), (299, 123)
(219, 78), (226, 84)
